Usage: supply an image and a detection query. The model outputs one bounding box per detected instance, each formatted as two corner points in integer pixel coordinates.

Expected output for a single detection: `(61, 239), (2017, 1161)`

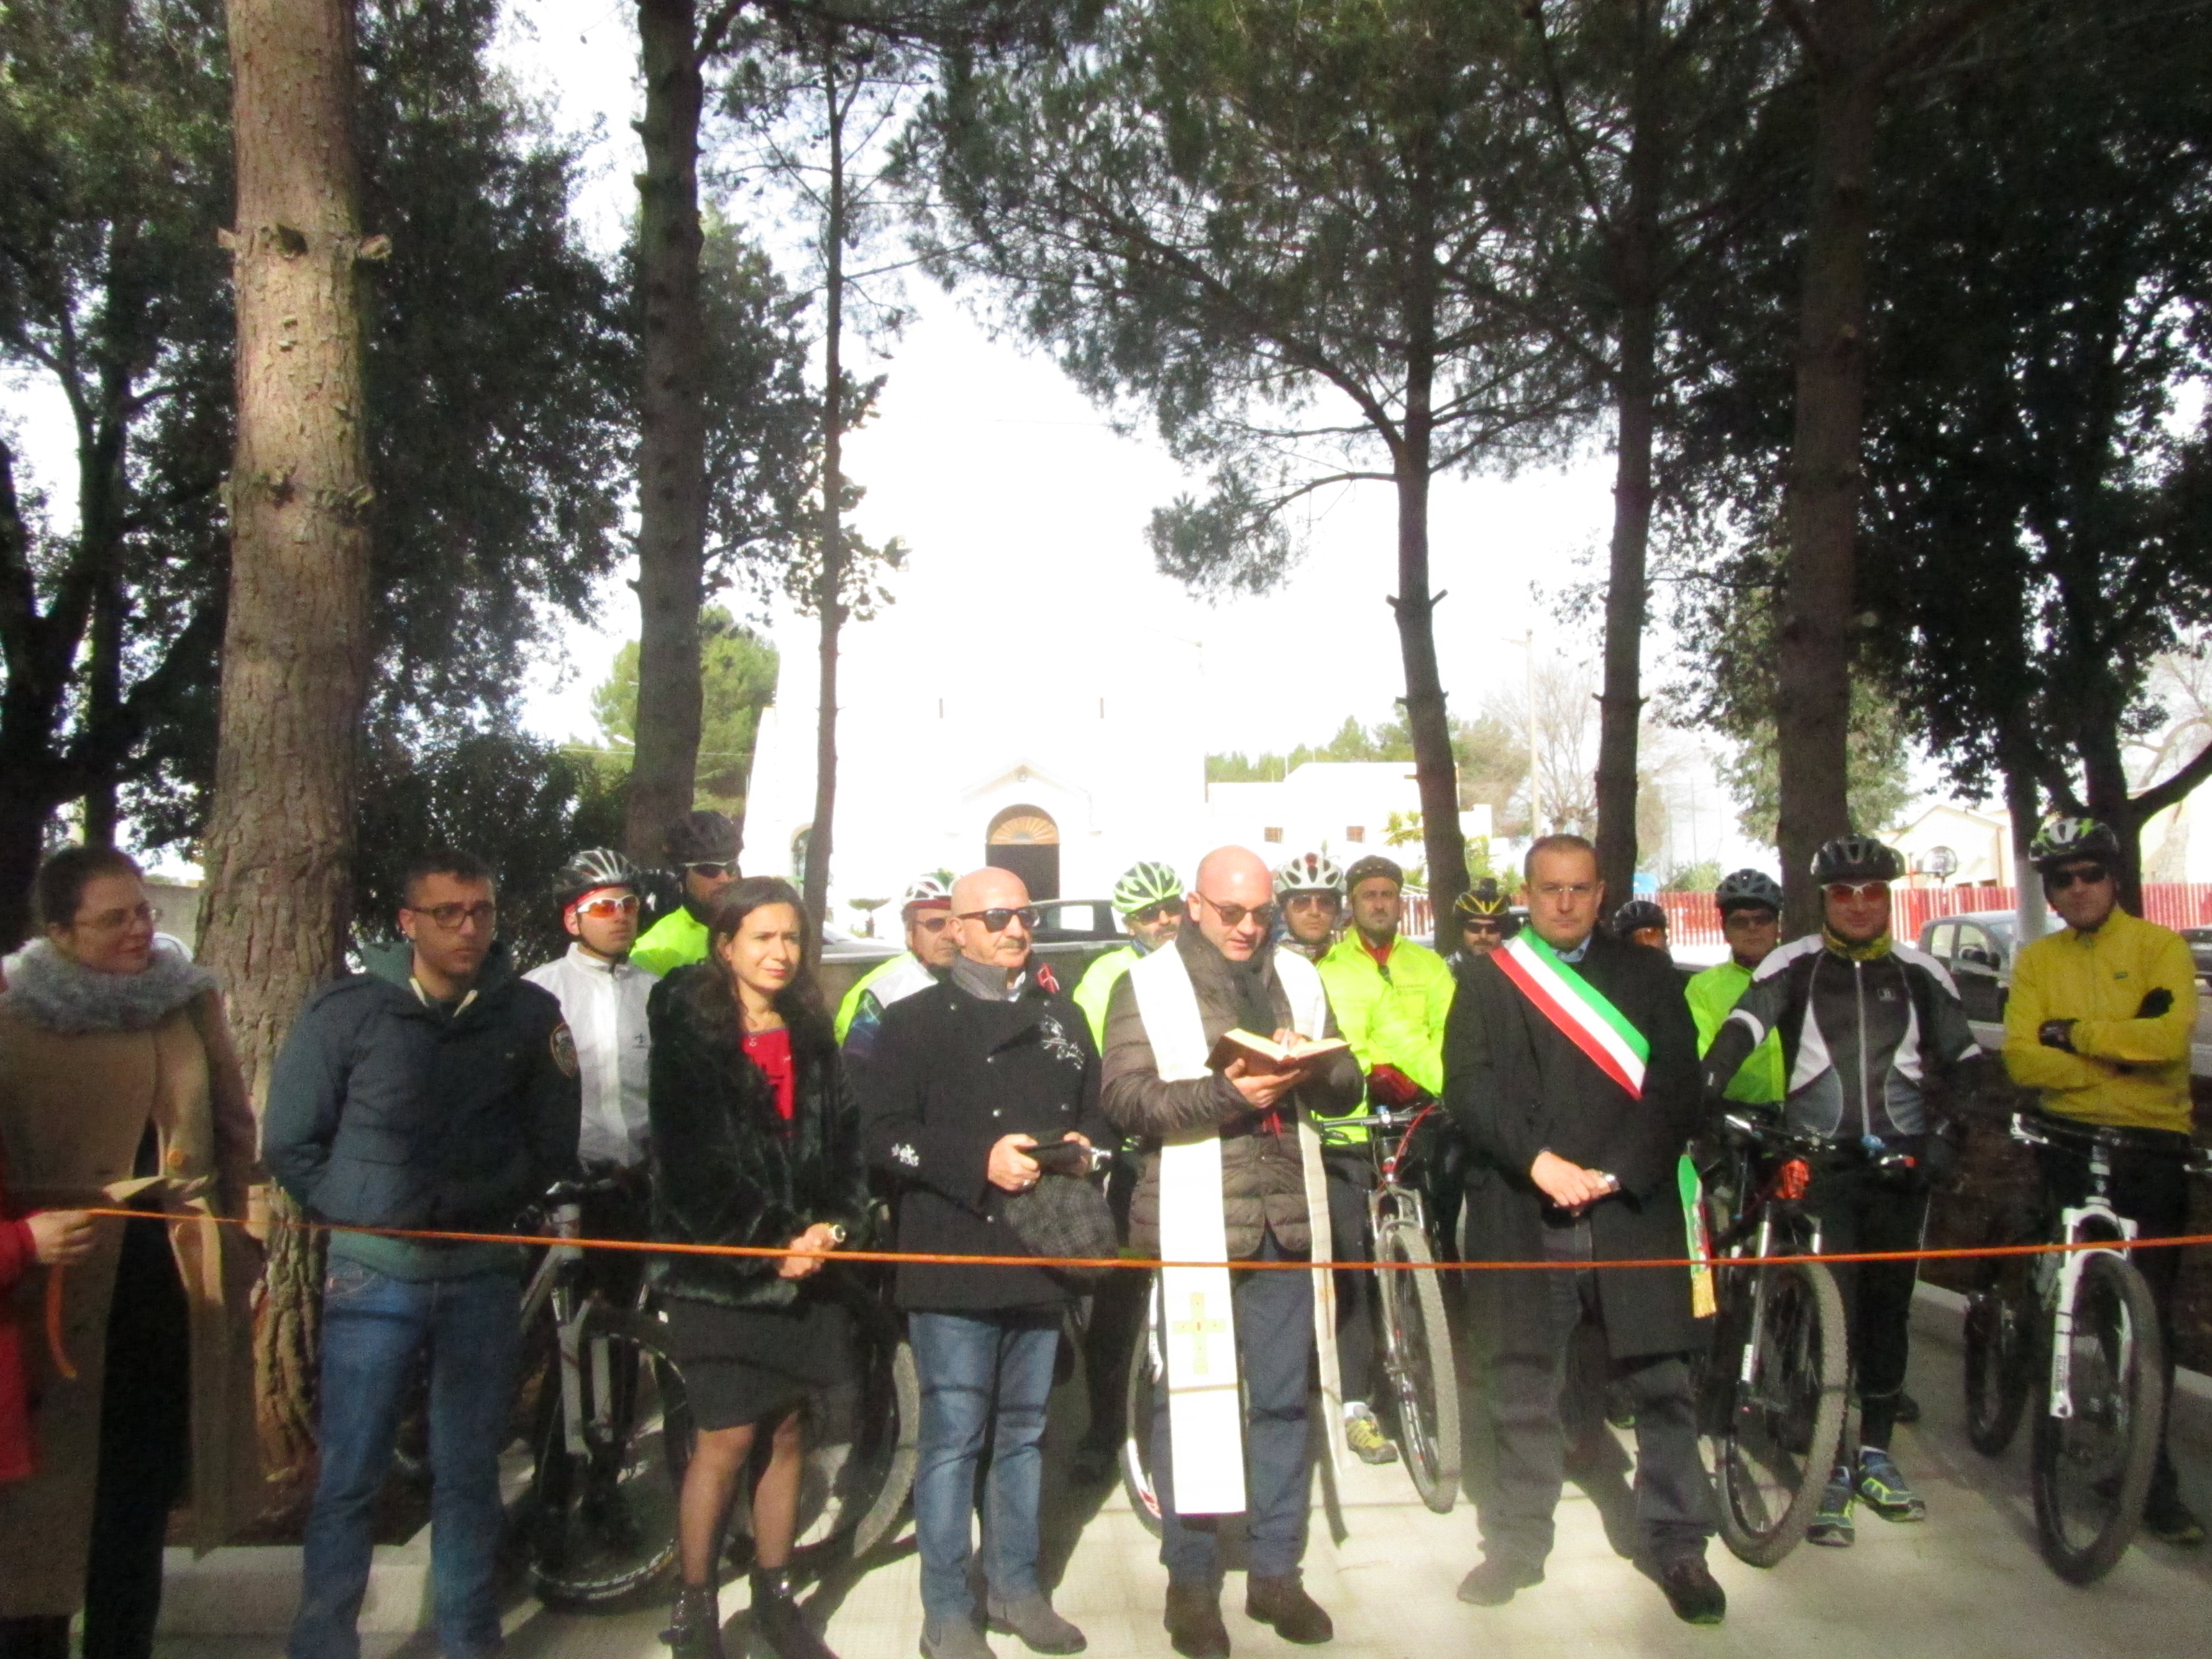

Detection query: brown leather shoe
(1245, 1573), (1332, 1644)
(1164, 1582), (1230, 1659)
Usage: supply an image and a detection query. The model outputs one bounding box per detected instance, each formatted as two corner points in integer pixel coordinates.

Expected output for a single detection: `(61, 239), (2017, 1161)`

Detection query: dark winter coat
(1445, 930), (1705, 1361)
(645, 966), (872, 1310)
(1100, 927), (1363, 1259)
(264, 940), (580, 1277)
(860, 968), (1108, 1313)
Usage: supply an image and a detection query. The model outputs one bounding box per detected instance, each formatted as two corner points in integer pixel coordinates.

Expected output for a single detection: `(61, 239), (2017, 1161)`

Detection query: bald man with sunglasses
(1100, 846), (1363, 1658)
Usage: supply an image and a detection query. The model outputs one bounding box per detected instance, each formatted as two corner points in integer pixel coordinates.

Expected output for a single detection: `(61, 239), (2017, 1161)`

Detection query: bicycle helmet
(1274, 850), (1345, 897)
(900, 872), (954, 916)
(1112, 860), (1184, 917)
(1343, 854), (1406, 893)
(2028, 814), (2121, 872)
(554, 847), (643, 911)
(664, 808), (740, 868)
(1455, 879), (1512, 919)
(1612, 898), (1668, 937)
(1809, 835), (1904, 885)
(1713, 868), (1784, 915)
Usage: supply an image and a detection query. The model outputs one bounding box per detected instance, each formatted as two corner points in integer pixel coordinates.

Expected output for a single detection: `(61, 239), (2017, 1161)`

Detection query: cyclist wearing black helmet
(1684, 870), (1785, 1105)
(1703, 835), (1978, 1546)
(1610, 898), (1669, 956)
(2003, 815), (2204, 1546)
(525, 848), (657, 1171)
(1448, 879), (1517, 972)
(634, 810), (742, 977)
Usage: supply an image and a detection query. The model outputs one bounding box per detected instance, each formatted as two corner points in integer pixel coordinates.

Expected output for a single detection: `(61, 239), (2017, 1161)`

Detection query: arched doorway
(986, 805), (1059, 901)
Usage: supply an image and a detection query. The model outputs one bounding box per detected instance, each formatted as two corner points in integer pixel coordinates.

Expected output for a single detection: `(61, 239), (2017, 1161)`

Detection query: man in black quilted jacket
(861, 867), (1107, 1659)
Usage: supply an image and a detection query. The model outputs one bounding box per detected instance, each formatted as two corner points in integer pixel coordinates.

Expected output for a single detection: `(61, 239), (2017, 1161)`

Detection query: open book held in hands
(1205, 1028), (1349, 1075)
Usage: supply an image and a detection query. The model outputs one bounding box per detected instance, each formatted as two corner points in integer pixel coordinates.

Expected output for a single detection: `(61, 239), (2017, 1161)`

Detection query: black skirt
(659, 1291), (852, 1431)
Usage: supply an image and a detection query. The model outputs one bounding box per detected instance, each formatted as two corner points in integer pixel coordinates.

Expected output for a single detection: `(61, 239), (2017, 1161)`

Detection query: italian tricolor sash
(1494, 933), (1649, 1096)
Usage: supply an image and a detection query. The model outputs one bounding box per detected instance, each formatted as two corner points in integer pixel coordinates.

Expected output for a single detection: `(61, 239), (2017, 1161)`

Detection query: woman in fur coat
(0, 846), (262, 1659)
(649, 878), (870, 1659)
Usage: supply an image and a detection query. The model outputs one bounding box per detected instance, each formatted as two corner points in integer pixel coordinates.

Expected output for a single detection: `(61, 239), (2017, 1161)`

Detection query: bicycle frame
(2008, 1115), (2140, 1423)
(1326, 1103), (1436, 1240)
(520, 1183), (640, 1465)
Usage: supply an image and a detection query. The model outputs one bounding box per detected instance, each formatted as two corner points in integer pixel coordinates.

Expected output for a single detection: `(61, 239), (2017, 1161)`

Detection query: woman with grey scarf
(0, 847), (261, 1659)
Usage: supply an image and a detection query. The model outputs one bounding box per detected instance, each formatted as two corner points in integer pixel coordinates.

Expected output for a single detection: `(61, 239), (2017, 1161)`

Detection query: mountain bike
(513, 1183), (921, 1607)
(1118, 1103), (1461, 1529)
(1695, 1112), (1851, 1567)
(1960, 1112), (2207, 1583)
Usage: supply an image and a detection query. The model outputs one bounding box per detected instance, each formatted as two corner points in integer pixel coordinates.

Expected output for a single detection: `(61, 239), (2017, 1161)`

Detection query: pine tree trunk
(1774, 0), (1880, 932)
(200, 0), (377, 1490)
(624, 0), (710, 865)
(1594, 298), (1657, 911)
(1393, 357), (1467, 952)
(804, 40), (846, 934)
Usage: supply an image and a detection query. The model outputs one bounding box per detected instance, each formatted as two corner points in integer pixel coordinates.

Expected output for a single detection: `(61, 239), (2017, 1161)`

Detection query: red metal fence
(1655, 882), (2212, 947)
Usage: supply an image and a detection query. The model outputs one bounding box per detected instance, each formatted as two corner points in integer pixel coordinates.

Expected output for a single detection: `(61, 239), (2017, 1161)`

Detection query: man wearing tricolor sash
(1101, 847), (1363, 1659)
(1445, 835), (1725, 1625)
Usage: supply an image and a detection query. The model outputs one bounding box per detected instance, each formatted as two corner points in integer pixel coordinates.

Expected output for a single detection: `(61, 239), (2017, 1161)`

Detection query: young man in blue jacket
(264, 849), (580, 1659)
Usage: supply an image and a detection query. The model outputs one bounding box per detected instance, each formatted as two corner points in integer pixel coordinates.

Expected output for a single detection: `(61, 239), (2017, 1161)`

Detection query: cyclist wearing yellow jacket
(630, 810), (740, 977)
(1318, 855), (1457, 1100)
(1684, 869), (1787, 1105)
(2002, 815), (2203, 1546)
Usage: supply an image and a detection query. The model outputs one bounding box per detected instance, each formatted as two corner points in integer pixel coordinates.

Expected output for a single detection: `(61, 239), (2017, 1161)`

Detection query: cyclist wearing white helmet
(1274, 849), (1345, 962)
(1683, 870), (1785, 1107)
(836, 873), (959, 1057)
(525, 848), (657, 1170)
(2003, 815), (2203, 1545)
(1704, 835), (1978, 1546)
(1071, 860), (1185, 1048)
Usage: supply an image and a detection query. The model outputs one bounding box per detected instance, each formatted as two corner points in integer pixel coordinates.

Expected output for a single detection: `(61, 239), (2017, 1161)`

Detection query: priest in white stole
(1100, 847), (1363, 1658)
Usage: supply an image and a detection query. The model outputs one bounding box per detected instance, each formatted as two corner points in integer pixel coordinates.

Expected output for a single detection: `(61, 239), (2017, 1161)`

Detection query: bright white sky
(497, 0), (1628, 762)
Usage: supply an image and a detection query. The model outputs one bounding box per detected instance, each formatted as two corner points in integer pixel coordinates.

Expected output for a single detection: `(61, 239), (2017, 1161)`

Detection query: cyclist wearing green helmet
(1070, 860), (1185, 1048)
(1683, 869), (1786, 1106)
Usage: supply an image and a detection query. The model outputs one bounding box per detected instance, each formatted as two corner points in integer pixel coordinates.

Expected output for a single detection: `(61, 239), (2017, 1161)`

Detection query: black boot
(750, 1565), (840, 1659)
(663, 1584), (726, 1659)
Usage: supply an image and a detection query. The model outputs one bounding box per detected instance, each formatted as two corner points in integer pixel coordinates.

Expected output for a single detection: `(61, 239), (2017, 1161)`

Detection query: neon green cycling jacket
(1072, 945), (1141, 1050)
(1317, 932), (1456, 1139)
(630, 906), (708, 979)
(1687, 958), (1786, 1104)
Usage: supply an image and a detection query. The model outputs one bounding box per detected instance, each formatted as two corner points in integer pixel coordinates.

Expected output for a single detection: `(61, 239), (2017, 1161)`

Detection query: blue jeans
(289, 1262), (522, 1659)
(908, 1309), (1061, 1621)
(1151, 1233), (1315, 1584)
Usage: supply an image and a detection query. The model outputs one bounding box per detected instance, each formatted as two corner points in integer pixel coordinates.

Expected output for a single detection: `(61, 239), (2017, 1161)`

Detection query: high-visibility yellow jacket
(630, 906), (708, 979)
(1686, 959), (1786, 1105)
(1072, 945), (1141, 1049)
(2003, 907), (2199, 1134)
(1317, 931), (1456, 1101)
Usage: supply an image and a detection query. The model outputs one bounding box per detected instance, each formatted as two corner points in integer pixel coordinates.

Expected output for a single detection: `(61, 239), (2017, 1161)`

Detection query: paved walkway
(156, 1297), (2211, 1659)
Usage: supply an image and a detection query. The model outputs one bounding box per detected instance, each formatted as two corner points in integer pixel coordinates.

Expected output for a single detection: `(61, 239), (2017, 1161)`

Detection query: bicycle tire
(726, 1314), (921, 1564)
(1119, 1304), (1166, 1540)
(2030, 1250), (2165, 1585)
(1710, 1258), (1848, 1568)
(1963, 1254), (2034, 1457)
(1374, 1219), (1460, 1514)
(525, 1306), (691, 1608)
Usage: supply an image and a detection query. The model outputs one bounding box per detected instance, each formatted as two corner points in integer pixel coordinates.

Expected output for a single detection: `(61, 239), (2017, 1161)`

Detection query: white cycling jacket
(524, 943), (657, 1167)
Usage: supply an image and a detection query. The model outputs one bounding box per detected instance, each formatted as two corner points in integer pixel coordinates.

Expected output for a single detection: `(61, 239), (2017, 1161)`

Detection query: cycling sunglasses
(959, 906), (1041, 933)
(1462, 917), (1504, 934)
(1130, 900), (1182, 925)
(1193, 893), (1276, 930)
(1822, 881), (1890, 902)
(2045, 863), (2110, 890)
(571, 892), (641, 920)
(912, 912), (957, 933)
(683, 861), (736, 879)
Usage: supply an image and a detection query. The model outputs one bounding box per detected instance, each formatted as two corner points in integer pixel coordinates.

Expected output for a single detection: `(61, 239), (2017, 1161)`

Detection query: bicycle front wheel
(524, 1306), (691, 1608)
(1374, 1219), (1460, 1514)
(1710, 1257), (1848, 1568)
(1963, 1253), (2034, 1457)
(2031, 1250), (2165, 1585)
(1120, 1296), (1166, 1539)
